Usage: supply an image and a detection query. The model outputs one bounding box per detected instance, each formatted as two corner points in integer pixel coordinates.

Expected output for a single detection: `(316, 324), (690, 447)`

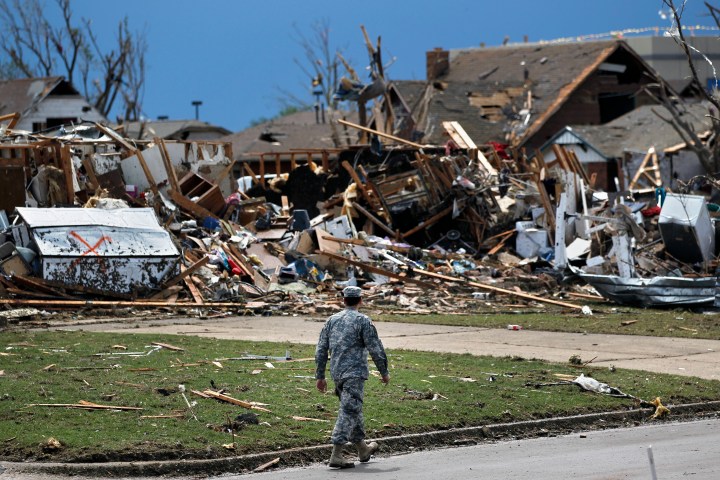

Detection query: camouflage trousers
(331, 377), (366, 445)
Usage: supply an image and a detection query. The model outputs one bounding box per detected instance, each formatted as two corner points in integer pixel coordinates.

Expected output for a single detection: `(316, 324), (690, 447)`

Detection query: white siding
(18, 96), (106, 131)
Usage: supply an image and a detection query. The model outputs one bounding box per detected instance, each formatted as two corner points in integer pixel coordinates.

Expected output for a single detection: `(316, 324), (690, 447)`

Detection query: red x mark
(70, 230), (112, 256)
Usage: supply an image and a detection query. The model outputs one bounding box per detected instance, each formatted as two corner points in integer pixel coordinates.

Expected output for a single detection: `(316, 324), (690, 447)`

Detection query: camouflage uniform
(315, 307), (388, 445)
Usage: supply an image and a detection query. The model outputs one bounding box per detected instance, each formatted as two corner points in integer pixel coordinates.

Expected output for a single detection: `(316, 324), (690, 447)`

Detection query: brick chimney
(426, 48), (449, 81)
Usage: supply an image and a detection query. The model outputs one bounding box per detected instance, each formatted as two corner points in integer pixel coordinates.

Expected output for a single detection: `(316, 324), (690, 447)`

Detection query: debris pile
(0, 114), (718, 320)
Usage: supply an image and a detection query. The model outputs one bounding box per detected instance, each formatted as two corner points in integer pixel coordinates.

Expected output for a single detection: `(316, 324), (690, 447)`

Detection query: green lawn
(377, 303), (720, 340)
(1, 330), (718, 462)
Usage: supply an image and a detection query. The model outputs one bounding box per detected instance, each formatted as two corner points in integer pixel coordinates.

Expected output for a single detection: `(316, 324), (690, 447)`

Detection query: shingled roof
(0, 76), (65, 117)
(393, 40), (663, 148)
(565, 102), (713, 158)
(120, 119), (231, 140)
(221, 109), (359, 160)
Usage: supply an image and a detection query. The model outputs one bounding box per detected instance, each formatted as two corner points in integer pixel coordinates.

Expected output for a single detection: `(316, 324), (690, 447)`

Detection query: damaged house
(0, 77), (106, 133)
(388, 40), (667, 190)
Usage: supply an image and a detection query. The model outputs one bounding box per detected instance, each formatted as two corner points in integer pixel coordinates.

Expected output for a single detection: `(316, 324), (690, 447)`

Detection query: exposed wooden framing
(628, 147), (662, 191)
(81, 155), (100, 191)
(184, 276), (204, 304)
(59, 144), (75, 204)
(441, 121), (497, 175)
(155, 137), (180, 193)
(0, 112), (21, 129)
(242, 162), (260, 186)
(214, 159), (238, 193)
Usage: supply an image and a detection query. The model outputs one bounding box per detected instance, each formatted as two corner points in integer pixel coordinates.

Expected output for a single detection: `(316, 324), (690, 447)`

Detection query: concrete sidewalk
(49, 314), (720, 380)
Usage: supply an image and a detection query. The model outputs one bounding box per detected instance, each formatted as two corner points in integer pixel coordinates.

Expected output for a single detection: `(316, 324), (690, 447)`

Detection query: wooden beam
(338, 119), (425, 149)
(161, 256), (209, 288)
(401, 206), (453, 239)
(319, 251), (438, 289)
(155, 137), (180, 193)
(342, 160), (375, 207)
(413, 269), (584, 310)
(0, 112), (21, 129)
(168, 189), (217, 219)
(201, 390), (271, 413)
(351, 201), (395, 237)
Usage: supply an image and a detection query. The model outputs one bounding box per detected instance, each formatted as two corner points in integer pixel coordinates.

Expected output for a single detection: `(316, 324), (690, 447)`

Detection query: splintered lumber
(319, 251), (437, 289)
(338, 119), (425, 149)
(161, 256), (209, 288)
(0, 299), (237, 308)
(27, 400), (142, 411)
(156, 137), (180, 192)
(253, 457), (281, 473)
(0, 112), (21, 129)
(291, 416), (329, 422)
(151, 342), (185, 351)
(168, 189), (217, 220)
(413, 269), (584, 310)
(201, 390), (272, 413)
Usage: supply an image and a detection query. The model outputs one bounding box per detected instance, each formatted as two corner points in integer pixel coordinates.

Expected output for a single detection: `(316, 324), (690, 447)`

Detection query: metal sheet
(576, 270), (716, 307)
(16, 207), (164, 230)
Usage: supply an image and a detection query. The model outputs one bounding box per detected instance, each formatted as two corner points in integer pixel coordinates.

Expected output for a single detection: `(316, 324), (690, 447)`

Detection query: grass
(1, 330), (719, 462)
(377, 303), (720, 340)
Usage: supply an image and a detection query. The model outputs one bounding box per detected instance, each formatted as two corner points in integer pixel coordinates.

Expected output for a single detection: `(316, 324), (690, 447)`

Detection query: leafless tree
(645, 0), (720, 173)
(0, 0), (147, 121)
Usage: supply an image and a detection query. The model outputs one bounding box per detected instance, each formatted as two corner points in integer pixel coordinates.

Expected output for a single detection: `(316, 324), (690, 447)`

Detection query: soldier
(315, 286), (390, 469)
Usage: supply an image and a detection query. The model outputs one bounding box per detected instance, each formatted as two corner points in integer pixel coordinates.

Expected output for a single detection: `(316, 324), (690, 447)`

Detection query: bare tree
(0, 0), (146, 121)
(645, 0), (720, 173)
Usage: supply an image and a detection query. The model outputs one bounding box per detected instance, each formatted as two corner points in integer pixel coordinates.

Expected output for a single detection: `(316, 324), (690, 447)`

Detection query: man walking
(315, 286), (390, 469)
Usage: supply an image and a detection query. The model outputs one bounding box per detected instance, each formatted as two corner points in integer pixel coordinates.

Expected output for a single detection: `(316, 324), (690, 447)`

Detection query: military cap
(342, 286), (362, 298)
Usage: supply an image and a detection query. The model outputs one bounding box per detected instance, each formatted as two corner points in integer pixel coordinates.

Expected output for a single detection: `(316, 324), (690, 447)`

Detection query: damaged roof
(564, 102), (714, 158)
(222, 109), (358, 159)
(120, 119), (232, 141)
(394, 40), (663, 147)
(0, 76), (66, 117)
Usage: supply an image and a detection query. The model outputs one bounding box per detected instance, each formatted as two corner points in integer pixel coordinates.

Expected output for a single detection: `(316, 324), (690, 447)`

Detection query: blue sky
(67, 0), (713, 132)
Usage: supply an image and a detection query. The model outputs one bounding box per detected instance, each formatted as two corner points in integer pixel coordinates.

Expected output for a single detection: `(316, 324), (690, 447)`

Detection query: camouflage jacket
(315, 308), (388, 382)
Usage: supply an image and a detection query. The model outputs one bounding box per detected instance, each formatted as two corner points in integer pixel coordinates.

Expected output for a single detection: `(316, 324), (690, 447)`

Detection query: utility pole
(191, 100), (203, 120)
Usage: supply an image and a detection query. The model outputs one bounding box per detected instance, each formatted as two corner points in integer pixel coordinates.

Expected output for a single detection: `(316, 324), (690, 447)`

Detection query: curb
(3, 401), (720, 477)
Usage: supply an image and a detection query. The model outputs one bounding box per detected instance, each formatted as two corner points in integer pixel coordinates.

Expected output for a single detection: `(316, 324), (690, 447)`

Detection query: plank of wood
(338, 118), (425, 149)
(342, 161), (376, 208)
(253, 457), (281, 473)
(351, 202), (395, 237)
(0, 299), (237, 308)
(202, 390), (272, 413)
(151, 342), (185, 351)
(184, 276), (205, 305)
(168, 189), (217, 220)
(155, 137), (180, 193)
(27, 401), (142, 411)
(401, 206), (453, 239)
(319, 251), (438, 290)
(161, 256), (209, 288)
(412, 269), (584, 310)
